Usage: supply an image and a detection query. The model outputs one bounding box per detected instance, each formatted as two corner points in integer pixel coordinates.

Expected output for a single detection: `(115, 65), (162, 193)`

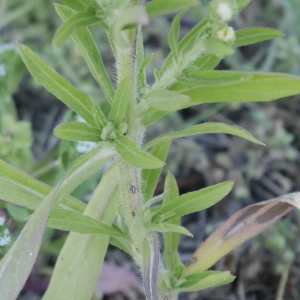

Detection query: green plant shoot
(1, 0), (300, 299)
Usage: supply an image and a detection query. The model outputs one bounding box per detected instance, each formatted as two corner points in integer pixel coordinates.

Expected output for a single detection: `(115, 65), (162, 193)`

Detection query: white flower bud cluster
(207, 0), (238, 25)
(206, 0), (237, 49)
(217, 26), (236, 43)
(216, 1), (234, 22)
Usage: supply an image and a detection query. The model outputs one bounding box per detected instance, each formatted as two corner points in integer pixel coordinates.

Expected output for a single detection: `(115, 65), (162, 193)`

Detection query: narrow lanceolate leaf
(237, 0), (252, 13)
(160, 22), (280, 81)
(92, 104), (107, 130)
(177, 71), (253, 87)
(159, 19), (209, 78)
(146, 0), (197, 18)
(183, 192), (300, 276)
(59, 0), (95, 11)
(138, 53), (154, 92)
(55, 4), (115, 103)
(136, 27), (145, 83)
(54, 122), (101, 142)
(171, 72), (300, 104)
(53, 11), (100, 49)
(168, 10), (186, 62)
(144, 122), (265, 150)
(163, 173), (184, 280)
(145, 89), (190, 112)
(47, 209), (125, 238)
(43, 164), (120, 300)
(147, 223), (192, 237)
(59, 0), (86, 11)
(192, 54), (220, 71)
(234, 27), (283, 48)
(109, 76), (130, 126)
(51, 143), (115, 208)
(0, 160), (85, 213)
(0, 182), (60, 300)
(141, 108), (167, 127)
(0, 144), (115, 299)
(116, 136), (165, 169)
(183, 28), (281, 74)
(176, 271), (235, 292)
(152, 181), (234, 223)
(142, 141), (171, 202)
(18, 44), (96, 127)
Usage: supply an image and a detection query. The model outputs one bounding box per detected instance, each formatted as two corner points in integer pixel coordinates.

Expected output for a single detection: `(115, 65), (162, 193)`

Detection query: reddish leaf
(184, 193), (300, 276)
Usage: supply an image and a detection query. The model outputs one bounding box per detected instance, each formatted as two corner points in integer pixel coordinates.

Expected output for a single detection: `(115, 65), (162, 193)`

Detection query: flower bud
(216, 26), (236, 44)
(207, 0), (238, 25)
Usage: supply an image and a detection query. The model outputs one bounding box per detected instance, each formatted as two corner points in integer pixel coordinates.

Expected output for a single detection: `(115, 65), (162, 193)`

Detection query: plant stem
(115, 23), (143, 233)
(114, 3), (164, 298)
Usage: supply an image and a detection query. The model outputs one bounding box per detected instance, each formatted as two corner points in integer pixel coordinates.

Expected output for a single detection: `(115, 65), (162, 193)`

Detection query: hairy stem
(114, 2), (163, 298)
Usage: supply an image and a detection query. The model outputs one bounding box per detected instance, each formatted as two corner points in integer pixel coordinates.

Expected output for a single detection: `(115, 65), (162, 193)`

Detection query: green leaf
(142, 141), (171, 202)
(110, 237), (135, 257)
(168, 10), (186, 63)
(176, 271), (235, 292)
(171, 72), (300, 104)
(179, 271), (218, 287)
(234, 27), (283, 48)
(136, 27), (145, 85)
(146, 0), (197, 18)
(184, 28), (282, 74)
(0, 160), (85, 213)
(141, 108), (167, 127)
(143, 192), (169, 211)
(43, 164), (120, 300)
(55, 4), (115, 103)
(163, 172), (183, 280)
(59, 0), (95, 11)
(153, 181), (234, 223)
(192, 54), (220, 71)
(147, 223), (192, 237)
(144, 122), (264, 150)
(153, 68), (160, 82)
(92, 104), (107, 130)
(144, 89), (190, 112)
(18, 44), (97, 127)
(177, 70), (253, 87)
(59, 0), (86, 11)
(0, 143), (114, 299)
(184, 192), (300, 275)
(204, 38), (235, 58)
(109, 76), (130, 126)
(159, 19), (209, 78)
(53, 11), (100, 49)
(48, 209), (125, 238)
(237, 0), (251, 12)
(52, 143), (116, 209)
(5, 203), (30, 223)
(116, 136), (165, 169)
(0, 183), (60, 299)
(54, 122), (101, 142)
(138, 53), (154, 92)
